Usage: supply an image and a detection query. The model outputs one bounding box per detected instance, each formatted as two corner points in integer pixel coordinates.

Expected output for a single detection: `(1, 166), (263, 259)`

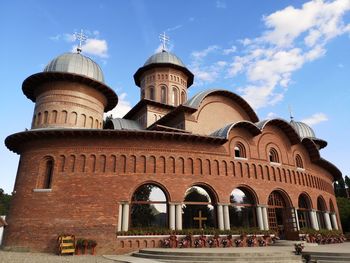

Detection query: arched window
(172, 87), (179, 106)
(296, 154), (303, 168)
(38, 158), (53, 189)
(181, 91), (186, 104)
(161, 86), (167, 103)
(316, 196), (327, 229)
(183, 186), (216, 229)
(149, 86), (155, 100)
(141, 89), (145, 99)
(131, 184), (167, 229)
(229, 188), (256, 228)
(297, 194), (311, 229)
(269, 148), (279, 163)
(234, 143), (246, 158)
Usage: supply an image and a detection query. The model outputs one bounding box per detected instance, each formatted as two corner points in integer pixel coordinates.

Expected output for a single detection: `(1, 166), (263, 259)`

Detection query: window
(296, 154), (303, 168)
(234, 142), (246, 158)
(230, 188), (256, 228)
(161, 86), (167, 103)
(149, 87), (155, 100)
(38, 158), (53, 189)
(172, 87), (179, 106)
(269, 148), (279, 163)
(298, 194), (311, 229)
(131, 184), (167, 228)
(316, 196), (327, 229)
(181, 91), (186, 104)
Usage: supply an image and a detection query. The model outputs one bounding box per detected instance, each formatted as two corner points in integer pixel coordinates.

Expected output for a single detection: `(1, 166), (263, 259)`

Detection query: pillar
(223, 205), (230, 230)
(122, 203), (129, 231)
(324, 212), (332, 230)
(117, 203), (123, 232)
(310, 210), (319, 231)
(294, 208), (300, 231)
(217, 204), (224, 231)
(175, 204), (182, 230)
(256, 206), (264, 230)
(169, 204), (175, 230)
(262, 206), (269, 231)
(330, 213), (339, 230)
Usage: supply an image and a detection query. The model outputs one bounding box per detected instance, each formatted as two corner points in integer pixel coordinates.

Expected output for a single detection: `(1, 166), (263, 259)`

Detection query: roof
(105, 118), (143, 131)
(211, 121), (261, 138)
(183, 89), (259, 123)
(144, 50), (186, 67)
(134, 51), (194, 88)
(290, 120), (327, 149)
(44, 52), (104, 83)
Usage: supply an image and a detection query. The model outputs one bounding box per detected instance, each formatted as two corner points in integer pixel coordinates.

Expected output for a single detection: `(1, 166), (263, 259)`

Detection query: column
(122, 203), (129, 231)
(223, 205), (230, 230)
(330, 213), (339, 230)
(294, 208), (300, 231)
(217, 204), (224, 230)
(256, 206), (264, 230)
(262, 206), (269, 231)
(175, 204), (182, 230)
(169, 204), (175, 230)
(117, 203), (123, 232)
(324, 212), (332, 230)
(311, 210), (319, 231)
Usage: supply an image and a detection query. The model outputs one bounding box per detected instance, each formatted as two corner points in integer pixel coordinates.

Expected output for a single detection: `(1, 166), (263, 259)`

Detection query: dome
(43, 53), (105, 83)
(144, 50), (186, 67)
(290, 120), (316, 138)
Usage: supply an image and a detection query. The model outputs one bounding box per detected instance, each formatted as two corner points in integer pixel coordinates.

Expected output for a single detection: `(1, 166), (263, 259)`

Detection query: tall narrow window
(161, 86), (167, 103)
(234, 143), (246, 158)
(172, 87), (179, 106)
(296, 154), (303, 168)
(269, 148), (279, 163)
(40, 159), (53, 189)
(181, 91), (186, 104)
(149, 87), (155, 100)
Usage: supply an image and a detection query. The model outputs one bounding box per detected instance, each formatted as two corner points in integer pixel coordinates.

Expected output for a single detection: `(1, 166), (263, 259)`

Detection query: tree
(0, 188), (12, 215)
(345, 175), (350, 191)
(335, 177), (347, 198)
(336, 197), (350, 233)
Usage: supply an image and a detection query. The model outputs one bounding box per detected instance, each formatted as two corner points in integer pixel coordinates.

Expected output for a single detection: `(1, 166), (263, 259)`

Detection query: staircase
(131, 248), (302, 263)
(302, 251), (350, 262)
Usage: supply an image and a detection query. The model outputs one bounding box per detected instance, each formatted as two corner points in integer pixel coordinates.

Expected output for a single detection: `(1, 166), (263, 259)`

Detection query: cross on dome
(159, 32), (170, 51)
(74, 29), (87, 53)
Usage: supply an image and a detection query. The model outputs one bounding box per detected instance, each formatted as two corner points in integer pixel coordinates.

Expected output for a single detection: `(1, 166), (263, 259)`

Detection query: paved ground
(1, 242), (349, 263)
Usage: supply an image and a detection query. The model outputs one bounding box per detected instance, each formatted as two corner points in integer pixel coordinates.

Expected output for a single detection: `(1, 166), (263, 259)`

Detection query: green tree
(335, 177), (347, 198)
(345, 175), (350, 191)
(336, 197), (350, 232)
(0, 188), (12, 215)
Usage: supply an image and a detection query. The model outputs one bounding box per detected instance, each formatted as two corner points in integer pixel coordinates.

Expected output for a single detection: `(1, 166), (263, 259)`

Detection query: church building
(3, 41), (342, 254)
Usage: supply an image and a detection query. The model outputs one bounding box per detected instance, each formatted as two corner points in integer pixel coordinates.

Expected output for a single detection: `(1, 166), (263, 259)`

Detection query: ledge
(234, 157), (248, 161)
(33, 188), (52, 193)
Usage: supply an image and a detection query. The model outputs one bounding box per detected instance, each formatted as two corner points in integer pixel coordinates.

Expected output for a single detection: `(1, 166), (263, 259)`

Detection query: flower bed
(299, 228), (346, 244)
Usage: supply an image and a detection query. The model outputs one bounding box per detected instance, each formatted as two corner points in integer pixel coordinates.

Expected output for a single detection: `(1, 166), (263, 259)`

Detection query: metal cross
(193, 210), (207, 229)
(159, 32), (169, 51)
(74, 29), (87, 53)
(288, 105), (294, 121)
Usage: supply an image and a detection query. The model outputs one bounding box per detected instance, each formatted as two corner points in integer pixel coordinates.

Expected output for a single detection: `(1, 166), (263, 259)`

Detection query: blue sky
(1, 0), (350, 193)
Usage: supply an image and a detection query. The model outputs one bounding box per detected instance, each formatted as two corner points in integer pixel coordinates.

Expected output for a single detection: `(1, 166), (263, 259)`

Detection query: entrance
(268, 191), (297, 240)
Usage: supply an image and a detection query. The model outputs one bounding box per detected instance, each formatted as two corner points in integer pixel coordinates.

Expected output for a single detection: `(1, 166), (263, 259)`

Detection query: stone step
(132, 251), (302, 262)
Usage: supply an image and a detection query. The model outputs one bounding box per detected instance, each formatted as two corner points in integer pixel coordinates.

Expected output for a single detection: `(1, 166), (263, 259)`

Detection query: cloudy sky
(1, 0), (350, 193)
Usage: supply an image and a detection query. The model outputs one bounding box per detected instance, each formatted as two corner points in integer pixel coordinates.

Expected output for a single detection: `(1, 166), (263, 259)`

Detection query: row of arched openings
(145, 86), (186, 106)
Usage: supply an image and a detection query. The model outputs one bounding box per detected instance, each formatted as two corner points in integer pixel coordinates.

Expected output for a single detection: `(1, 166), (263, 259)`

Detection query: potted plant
(87, 239), (97, 255)
(75, 238), (84, 255)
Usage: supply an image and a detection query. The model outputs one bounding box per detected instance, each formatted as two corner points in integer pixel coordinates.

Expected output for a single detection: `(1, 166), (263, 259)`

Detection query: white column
(122, 203), (129, 231)
(262, 206), (269, 231)
(175, 204), (182, 230)
(324, 212), (332, 230)
(169, 204), (175, 230)
(294, 208), (300, 231)
(311, 210), (319, 231)
(330, 213), (339, 230)
(223, 205), (230, 230)
(217, 204), (224, 230)
(256, 206), (264, 230)
(117, 203), (123, 232)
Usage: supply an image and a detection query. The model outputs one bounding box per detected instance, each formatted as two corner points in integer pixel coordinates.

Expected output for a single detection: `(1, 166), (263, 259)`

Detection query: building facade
(3, 48), (342, 254)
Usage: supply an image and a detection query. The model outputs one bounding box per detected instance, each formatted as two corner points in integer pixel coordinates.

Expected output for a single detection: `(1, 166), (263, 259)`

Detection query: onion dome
(44, 53), (105, 83)
(290, 120), (327, 149)
(134, 50), (194, 87)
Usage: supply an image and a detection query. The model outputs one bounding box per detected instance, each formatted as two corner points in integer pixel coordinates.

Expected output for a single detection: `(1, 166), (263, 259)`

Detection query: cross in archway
(193, 210), (207, 229)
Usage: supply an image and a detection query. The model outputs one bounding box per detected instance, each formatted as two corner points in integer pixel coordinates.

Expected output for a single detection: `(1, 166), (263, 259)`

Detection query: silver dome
(144, 50), (186, 67)
(44, 53), (105, 83)
(290, 120), (316, 138)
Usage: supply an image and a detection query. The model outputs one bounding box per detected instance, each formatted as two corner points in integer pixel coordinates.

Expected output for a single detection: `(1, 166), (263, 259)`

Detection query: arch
(89, 116), (93, 128)
(140, 155), (146, 173)
(130, 155), (137, 173)
(269, 147), (280, 163)
(234, 142), (246, 158)
(229, 186), (258, 228)
(187, 158), (194, 174)
(172, 86), (179, 106)
(160, 85), (167, 103)
(37, 156), (54, 189)
(178, 157), (184, 174)
(181, 91), (186, 104)
(211, 121), (261, 139)
(297, 193), (312, 229)
(37, 112), (42, 125)
(183, 184), (218, 229)
(79, 154), (86, 173)
(204, 159), (211, 175)
(316, 196), (327, 229)
(196, 158), (203, 175)
(329, 199), (335, 213)
(100, 155), (107, 173)
(110, 155), (117, 173)
(222, 160), (228, 176)
(52, 110), (58, 123)
(168, 156), (175, 174)
(159, 156), (166, 174)
(148, 86), (155, 100)
(80, 114), (86, 127)
(295, 154), (304, 169)
(59, 155), (66, 172)
(62, 110), (68, 123)
(148, 156), (156, 173)
(130, 182), (169, 229)
(214, 160), (220, 175)
(89, 154), (96, 173)
(68, 154), (76, 173)
(71, 112), (78, 125)
(43, 111), (48, 124)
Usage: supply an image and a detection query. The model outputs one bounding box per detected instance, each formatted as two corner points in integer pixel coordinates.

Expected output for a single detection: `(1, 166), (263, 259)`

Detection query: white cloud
(191, 45), (219, 61)
(301, 113), (328, 126)
(72, 38), (108, 58)
(49, 34), (61, 41)
(104, 92), (132, 119)
(223, 45), (237, 55)
(266, 112), (278, 119)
